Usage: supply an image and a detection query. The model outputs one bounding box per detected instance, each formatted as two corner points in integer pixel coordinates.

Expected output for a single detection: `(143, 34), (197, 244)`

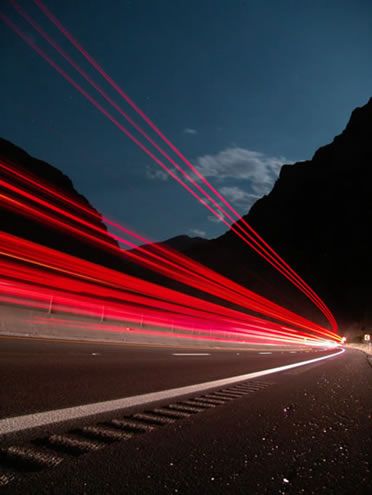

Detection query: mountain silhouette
(1, 97), (371, 332)
(186, 97), (372, 331)
(0, 137), (119, 269)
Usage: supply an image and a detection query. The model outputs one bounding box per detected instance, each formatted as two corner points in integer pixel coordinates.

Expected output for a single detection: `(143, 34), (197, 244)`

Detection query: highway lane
(0, 337), (337, 420)
(0, 348), (370, 494)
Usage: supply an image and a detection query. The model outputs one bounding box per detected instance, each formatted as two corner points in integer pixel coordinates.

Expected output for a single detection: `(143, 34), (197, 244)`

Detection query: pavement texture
(0, 340), (370, 494)
(347, 343), (372, 356)
(0, 337), (329, 419)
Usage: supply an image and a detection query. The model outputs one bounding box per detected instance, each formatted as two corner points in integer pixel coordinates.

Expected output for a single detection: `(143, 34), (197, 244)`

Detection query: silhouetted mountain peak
(1, 97), (371, 332)
(158, 234), (208, 252)
(312, 98), (372, 166)
(0, 137), (77, 196)
(0, 137), (119, 267)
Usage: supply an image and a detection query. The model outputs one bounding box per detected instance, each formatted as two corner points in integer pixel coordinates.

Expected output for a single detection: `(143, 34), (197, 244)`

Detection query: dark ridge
(185, 98), (372, 331)
(154, 234), (209, 253)
(0, 137), (120, 269)
(133, 234), (209, 255)
(2, 97), (371, 333)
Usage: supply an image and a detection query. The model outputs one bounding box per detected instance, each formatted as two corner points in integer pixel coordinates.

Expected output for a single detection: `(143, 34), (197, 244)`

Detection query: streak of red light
(2, 3), (337, 330)
(0, 166), (339, 341)
(0, 232), (337, 346)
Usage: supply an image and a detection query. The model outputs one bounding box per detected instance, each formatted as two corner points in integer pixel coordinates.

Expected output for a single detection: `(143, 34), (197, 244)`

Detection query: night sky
(1, 0), (371, 241)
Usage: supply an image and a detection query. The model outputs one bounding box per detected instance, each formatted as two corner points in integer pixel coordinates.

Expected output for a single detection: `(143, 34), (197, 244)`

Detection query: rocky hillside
(0, 137), (119, 268)
(136, 234), (209, 254)
(187, 98), (372, 330)
(2, 97), (371, 331)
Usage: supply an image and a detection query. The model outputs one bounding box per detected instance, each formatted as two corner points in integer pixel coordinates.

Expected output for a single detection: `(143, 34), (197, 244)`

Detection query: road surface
(0, 337), (336, 420)
(0, 337), (371, 494)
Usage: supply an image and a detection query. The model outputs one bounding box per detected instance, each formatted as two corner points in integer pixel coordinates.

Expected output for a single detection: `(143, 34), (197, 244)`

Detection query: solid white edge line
(0, 349), (345, 436)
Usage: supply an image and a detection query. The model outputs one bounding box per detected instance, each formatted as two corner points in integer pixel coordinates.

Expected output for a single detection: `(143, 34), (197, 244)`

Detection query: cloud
(183, 128), (198, 135)
(196, 197), (226, 223)
(196, 147), (286, 194)
(146, 147), (286, 194)
(205, 186), (261, 222)
(188, 228), (206, 237)
(146, 167), (169, 181)
(207, 212), (226, 224)
(219, 186), (260, 207)
(145, 145), (287, 218)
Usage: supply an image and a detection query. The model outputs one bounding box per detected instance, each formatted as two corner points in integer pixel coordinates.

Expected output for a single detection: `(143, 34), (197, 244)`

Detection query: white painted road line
(172, 353), (211, 356)
(259, 352), (272, 355)
(0, 349), (344, 436)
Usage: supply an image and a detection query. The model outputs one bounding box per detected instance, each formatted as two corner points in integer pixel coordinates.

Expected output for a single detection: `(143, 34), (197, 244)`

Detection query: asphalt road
(0, 338), (371, 494)
(0, 336), (335, 419)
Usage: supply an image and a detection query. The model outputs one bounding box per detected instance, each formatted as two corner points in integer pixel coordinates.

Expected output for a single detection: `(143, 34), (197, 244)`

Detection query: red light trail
(0, 160), (338, 341)
(0, 2), (340, 346)
(0, 231), (338, 347)
(0, 158), (340, 345)
(29, 0), (337, 330)
(1, 2), (337, 331)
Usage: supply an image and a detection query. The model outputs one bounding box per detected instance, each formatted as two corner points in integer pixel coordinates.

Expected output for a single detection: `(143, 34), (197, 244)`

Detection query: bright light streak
(0, 166), (340, 342)
(0, 349), (345, 436)
(0, 229), (340, 346)
(0, 3), (341, 345)
(2, 2), (337, 331)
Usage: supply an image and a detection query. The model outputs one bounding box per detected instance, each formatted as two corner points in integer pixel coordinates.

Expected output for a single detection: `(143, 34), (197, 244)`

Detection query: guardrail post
(47, 296), (54, 315)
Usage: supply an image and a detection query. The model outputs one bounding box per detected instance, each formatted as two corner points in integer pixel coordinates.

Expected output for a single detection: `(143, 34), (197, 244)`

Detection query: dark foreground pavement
(0, 344), (371, 494)
(0, 337), (332, 419)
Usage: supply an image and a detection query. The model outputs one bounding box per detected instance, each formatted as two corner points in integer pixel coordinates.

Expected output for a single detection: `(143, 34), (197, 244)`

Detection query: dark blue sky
(1, 0), (371, 241)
